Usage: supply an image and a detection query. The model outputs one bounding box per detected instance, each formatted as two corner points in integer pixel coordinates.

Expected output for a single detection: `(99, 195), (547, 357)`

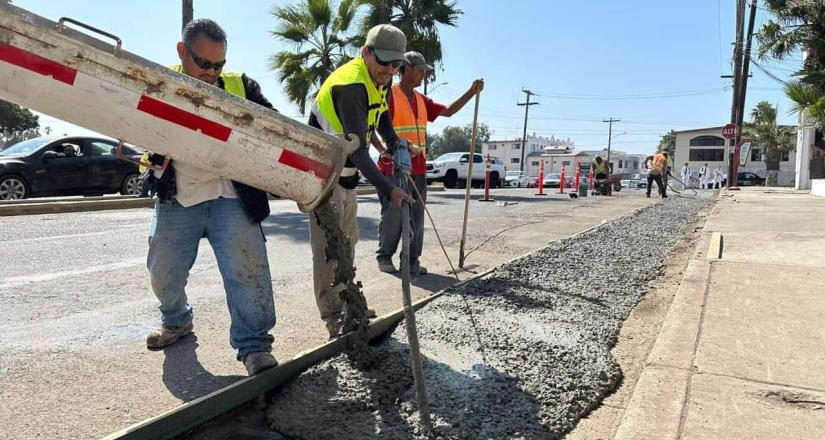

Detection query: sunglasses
(369, 48), (402, 69)
(186, 46), (226, 71)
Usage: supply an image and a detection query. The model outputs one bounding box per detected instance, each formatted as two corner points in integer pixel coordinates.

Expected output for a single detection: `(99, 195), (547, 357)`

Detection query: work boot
(377, 260), (397, 273)
(410, 264), (428, 275)
(325, 317), (342, 340)
(146, 323), (193, 350)
(243, 351), (277, 376)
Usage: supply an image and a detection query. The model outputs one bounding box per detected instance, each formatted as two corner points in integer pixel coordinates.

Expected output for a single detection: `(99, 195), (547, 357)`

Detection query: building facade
(673, 127), (797, 186)
(482, 134), (572, 172)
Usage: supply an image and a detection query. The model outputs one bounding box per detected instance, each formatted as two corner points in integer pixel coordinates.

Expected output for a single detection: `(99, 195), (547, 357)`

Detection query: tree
(359, 0), (462, 92)
(657, 130), (676, 157)
(182, 0), (193, 32)
(427, 122), (491, 158)
(0, 100), (39, 147)
(269, 0), (363, 114)
(758, 1), (825, 129)
(742, 101), (795, 186)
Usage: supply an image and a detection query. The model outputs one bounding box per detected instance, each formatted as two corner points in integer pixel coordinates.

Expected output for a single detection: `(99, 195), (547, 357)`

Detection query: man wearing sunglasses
(143, 19), (278, 376)
(308, 24), (413, 338)
(373, 51), (484, 276)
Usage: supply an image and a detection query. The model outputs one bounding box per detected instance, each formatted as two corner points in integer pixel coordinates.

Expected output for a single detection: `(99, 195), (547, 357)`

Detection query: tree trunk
(182, 0), (193, 33)
(765, 159), (780, 186)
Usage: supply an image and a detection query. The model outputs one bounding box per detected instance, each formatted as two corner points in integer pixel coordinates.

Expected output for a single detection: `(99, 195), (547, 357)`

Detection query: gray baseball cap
(364, 24), (406, 62)
(403, 51), (433, 71)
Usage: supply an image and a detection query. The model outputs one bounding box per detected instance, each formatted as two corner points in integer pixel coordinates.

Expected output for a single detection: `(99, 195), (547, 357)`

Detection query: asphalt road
(0, 187), (654, 439)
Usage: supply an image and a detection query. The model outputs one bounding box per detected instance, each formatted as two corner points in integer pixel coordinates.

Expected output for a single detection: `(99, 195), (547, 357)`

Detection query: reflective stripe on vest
(170, 64), (246, 98)
(390, 85), (428, 155)
(311, 57), (387, 144)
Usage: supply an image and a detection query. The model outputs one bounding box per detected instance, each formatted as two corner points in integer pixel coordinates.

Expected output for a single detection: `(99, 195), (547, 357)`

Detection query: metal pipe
(459, 91), (481, 268)
(400, 175), (433, 435)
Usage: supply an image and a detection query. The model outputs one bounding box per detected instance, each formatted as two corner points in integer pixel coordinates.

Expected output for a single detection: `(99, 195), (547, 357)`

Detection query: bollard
(480, 153), (494, 202)
(575, 162), (581, 191)
(588, 167), (594, 190)
(535, 160), (547, 196)
(559, 164), (566, 194)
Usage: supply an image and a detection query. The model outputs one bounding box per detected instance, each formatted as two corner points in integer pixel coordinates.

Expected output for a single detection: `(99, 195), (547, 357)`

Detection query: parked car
(542, 172), (562, 188)
(0, 136), (144, 200)
(527, 176), (540, 188)
(735, 171), (765, 186)
(504, 170), (530, 188)
(426, 152), (505, 188)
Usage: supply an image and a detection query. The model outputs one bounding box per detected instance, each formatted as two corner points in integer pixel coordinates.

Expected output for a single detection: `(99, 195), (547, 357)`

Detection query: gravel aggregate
(267, 196), (709, 439)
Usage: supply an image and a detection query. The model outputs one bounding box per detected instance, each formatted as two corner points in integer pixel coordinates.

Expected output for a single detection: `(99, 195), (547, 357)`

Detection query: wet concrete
(266, 196), (709, 439)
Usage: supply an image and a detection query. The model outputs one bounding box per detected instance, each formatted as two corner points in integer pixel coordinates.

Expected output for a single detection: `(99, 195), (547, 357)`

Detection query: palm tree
(657, 130), (676, 157)
(742, 101), (795, 186)
(269, 0), (363, 114)
(758, 1), (825, 132)
(359, 0), (462, 92)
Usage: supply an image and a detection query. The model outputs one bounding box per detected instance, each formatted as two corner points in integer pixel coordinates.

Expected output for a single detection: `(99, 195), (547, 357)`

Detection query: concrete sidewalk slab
(695, 262), (825, 391)
(681, 373), (825, 440)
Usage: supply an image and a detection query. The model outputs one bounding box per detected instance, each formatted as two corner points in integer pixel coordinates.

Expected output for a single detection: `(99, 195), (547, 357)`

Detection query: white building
(482, 134), (573, 173)
(673, 127), (797, 186)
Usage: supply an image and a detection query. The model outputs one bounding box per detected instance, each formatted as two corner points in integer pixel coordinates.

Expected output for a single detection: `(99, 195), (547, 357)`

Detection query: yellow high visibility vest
(311, 57), (387, 145)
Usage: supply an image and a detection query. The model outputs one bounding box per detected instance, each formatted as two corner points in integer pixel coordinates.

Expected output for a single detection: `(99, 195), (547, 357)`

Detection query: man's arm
(330, 83), (395, 198)
(440, 79), (484, 117)
(242, 75), (276, 111)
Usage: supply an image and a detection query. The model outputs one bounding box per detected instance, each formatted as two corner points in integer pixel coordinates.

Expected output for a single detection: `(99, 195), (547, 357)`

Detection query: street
(0, 187), (654, 439)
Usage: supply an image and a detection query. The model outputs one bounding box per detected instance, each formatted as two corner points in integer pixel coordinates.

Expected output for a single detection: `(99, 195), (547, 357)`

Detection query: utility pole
(517, 88), (539, 172)
(603, 118), (620, 171)
(728, 0), (746, 188)
(736, 0), (758, 145)
(182, 0), (193, 33)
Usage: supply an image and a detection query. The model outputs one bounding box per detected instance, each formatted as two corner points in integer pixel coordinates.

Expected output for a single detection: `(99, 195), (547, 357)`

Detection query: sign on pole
(722, 124), (737, 140)
(738, 141), (752, 167)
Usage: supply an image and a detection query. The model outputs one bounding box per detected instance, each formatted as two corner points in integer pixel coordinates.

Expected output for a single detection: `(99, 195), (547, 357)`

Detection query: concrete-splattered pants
(309, 185), (359, 324)
(376, 174), (426, 269)
(147, 198), (275, 360)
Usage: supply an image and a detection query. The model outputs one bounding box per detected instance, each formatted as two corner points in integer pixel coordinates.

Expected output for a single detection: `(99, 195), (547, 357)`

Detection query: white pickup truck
(426, 152), (505, 188)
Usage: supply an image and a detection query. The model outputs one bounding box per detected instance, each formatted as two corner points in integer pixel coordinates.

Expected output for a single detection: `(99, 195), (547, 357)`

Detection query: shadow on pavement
(162, 335), (244, 402)
(260, 212), (380, 242)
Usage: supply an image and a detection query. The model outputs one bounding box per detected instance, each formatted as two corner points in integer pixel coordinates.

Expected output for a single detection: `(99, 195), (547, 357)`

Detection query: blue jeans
(376, 174), (426, 268)
(147, 198), (275, 360)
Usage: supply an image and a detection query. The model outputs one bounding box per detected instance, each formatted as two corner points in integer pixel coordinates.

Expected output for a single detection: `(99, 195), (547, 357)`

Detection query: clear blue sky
(14, 0), (801, 154)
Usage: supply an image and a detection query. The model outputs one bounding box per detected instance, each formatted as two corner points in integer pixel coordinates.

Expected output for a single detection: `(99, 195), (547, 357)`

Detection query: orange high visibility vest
(391, 85), (428, 175)
(650, 153), (667, 174)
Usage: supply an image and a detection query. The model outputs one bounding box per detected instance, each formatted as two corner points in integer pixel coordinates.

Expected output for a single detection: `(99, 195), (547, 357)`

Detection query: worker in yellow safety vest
(143, 19), (278, 376)
(308, 24), (414, 338)
(372, 51), (484, 275)
(644, 151), (670, 198)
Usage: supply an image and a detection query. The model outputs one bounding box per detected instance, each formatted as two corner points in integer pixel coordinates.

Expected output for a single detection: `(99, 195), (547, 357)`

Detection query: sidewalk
(614, 188), (825, 439)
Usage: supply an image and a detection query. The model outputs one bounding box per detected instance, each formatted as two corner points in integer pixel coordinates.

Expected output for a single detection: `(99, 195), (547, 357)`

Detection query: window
(618, 160), (624, 168)
(512, 144), (521, 150)
(87, 141), (116, 156)
(531, 161), (540, 166)
(562, 160), (570, 166)
(689, 148), (724, 161)
(751, 148), (762, 162)
(487, 144), (497, 150)
(473, 154), (483, 163)
(511, 158), (520, 164)
(690, 135), (726, 146)
(782, 150), (790, 161)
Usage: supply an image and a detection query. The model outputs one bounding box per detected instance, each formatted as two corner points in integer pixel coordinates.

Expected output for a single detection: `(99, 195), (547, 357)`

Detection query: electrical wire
(404, 174), (461, 281)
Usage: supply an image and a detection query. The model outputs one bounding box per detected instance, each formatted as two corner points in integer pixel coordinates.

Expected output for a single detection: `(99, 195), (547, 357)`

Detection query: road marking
(0, 258), (145, 290)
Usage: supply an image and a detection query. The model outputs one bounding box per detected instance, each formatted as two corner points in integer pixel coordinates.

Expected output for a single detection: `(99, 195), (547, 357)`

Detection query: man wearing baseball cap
(373, 51), (484, 275)
(308, 24), (413, 338)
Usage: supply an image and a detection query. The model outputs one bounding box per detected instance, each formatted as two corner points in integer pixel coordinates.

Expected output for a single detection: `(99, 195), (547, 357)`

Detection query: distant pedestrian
(713, 166), (722, 189)
(680, 162), (691, 190)
(699, 163), (709, 189)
